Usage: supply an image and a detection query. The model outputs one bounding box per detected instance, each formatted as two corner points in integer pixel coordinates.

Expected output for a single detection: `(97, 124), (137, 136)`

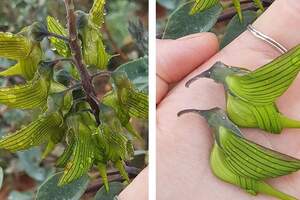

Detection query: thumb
(156, 33), (219, 103)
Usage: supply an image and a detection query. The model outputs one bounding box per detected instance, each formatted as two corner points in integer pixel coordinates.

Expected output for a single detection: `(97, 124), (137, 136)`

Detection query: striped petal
(226, 44), (300, 105)
(0, 112), (64, 152)
(47, 16), (70, 57)
(232, 0), (243, 21)
(220, 126), (300, 180)
(58, 115), (95, 186)
(190, 0), (220, 15)
(82, 26), (110, 70)
(0, 71), (50, 109)
(0, 32), (31, 60)
(89, 0), (106, 28)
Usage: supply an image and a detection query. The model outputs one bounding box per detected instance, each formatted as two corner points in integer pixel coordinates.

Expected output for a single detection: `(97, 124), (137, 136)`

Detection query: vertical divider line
(148, 0), (157, 200)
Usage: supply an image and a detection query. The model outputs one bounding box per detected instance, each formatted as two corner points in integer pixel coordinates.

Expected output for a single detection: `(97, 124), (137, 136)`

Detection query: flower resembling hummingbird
(186, 45), (300, 134)
(0, 26), (43, 80)
(178, 107), (300, 200)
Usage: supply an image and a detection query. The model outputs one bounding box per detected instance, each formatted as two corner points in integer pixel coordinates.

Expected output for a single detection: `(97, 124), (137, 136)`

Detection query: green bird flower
(111, 71), (148, 120)
(58, 112), (96, 186)
(95, 104), (134, 190)
(0, 27), (43, 80)
(0, 61), (58, 110)
(190, 0), (264, 21)
(55, 103), (133, 191)
(102, 90), (143, 140)
(46, 0), (110, 69)
(76, 0), (111, 70)
(186, 45), (300, 134)
(0, 111), (65, 152)
(178, 107), (300, 200)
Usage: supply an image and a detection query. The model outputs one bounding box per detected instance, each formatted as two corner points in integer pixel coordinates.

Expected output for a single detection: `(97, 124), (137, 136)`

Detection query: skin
(156, 0), (300, 200)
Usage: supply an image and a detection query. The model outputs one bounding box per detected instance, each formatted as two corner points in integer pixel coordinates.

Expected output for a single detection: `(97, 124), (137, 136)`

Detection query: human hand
(157, 0), (300, 199)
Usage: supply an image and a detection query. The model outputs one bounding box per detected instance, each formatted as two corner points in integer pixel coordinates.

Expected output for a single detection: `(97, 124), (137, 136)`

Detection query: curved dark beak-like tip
(177, 109), (201, 117)
(185, 70), (210, 88)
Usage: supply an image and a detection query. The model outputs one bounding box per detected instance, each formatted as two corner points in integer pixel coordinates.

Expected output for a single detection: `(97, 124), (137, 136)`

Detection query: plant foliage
(0, 0), (148, 199)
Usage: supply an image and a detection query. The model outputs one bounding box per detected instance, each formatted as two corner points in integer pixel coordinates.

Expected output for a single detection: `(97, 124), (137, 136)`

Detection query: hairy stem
(64, 0), (100, 124)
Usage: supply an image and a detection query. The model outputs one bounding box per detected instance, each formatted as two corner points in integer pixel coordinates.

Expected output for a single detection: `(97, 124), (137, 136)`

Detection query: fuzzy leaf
(221, 11), (257, 48)
(36, 172), (90, 200)
(190, 0), (220, 15)
(94, 182), (124, 200)
(0, 112), (64, 152)
(89, 0), (106, 27)
(47, 16), (70, 57)
(17, 147), (52, 181)
(115, 56), (148, 91)
(163, 2), (222, 39)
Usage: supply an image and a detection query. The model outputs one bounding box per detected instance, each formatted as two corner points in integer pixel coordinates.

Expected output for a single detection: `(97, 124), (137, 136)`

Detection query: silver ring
(247, 25), (288, 54)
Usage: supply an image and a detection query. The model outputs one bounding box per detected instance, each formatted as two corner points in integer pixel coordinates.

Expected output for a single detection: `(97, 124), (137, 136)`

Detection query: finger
(221, 0), (300, 69)
(118, 167), (148, 200)
(157, 33), (219, 83)
(156, 33), (219, 103)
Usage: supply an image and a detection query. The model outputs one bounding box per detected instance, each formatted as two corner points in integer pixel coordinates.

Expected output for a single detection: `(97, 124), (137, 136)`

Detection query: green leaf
(94, 182), (124, 200)
(115, 57), (148, 91)
(36, 172), (90, 200)
(162, 2), (222, 39)
(17, 147), (51, 182)
(221, 11), (257, 48)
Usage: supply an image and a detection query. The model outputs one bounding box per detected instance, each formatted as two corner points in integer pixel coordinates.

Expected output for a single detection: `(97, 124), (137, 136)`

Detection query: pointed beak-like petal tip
(177, 109), (202, 117)
(185, 71), (210, 88)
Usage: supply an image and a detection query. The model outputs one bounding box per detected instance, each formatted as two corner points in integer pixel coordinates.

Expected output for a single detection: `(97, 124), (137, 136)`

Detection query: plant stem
(64, 0), (100, 124)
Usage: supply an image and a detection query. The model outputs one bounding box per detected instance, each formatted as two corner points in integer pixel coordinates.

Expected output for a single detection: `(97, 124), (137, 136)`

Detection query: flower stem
(64, 0), (100, 124)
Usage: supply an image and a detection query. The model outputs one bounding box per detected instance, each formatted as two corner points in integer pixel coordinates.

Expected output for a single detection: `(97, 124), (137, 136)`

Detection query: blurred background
(0, 0), (148, 199)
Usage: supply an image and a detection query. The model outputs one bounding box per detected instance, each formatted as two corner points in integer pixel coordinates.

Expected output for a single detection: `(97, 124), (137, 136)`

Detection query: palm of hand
(157, 1), (300, 199)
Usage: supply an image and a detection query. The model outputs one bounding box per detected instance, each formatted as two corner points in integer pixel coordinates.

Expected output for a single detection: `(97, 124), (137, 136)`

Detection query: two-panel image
(0, 0), (299, 200)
